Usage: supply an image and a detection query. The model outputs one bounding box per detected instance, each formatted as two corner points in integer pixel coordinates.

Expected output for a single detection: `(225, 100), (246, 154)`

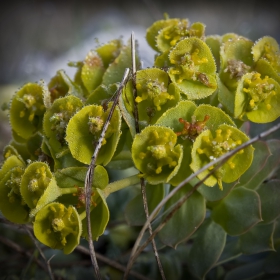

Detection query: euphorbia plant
(1, 14), (280, 280)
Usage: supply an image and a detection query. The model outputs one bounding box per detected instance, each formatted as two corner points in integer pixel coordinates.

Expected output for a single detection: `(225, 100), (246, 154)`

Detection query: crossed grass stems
(8, 33), (279, 280)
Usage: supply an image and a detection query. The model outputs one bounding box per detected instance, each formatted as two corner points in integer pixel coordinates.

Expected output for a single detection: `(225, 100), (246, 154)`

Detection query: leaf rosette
(34, 202), (82, 254)
(190, 124), (254, 190)
(131, 125), (183, 184)
(66, 103), (121, 165)
(168, 37), (217, 99)
(234, 72), (280, 123)
(10, 82), (46, 139)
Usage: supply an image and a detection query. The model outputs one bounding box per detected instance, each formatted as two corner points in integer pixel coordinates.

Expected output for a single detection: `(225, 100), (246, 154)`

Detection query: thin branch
(125, 32), (166, 280)
(24, 226), (55, 280)
(75, 245), (151, 280)
(85, 68), (130, 279)
(0, 235), (46, 273)
(125, 121), (280, 275)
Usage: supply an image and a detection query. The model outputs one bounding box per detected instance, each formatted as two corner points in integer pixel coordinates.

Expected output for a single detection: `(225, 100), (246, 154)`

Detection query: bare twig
(0, 235), (46, 273)
(85, 68), (130, 279)
(124, 32), (166, 280)
(125, 121), (280, 275)
(76, 245), (151, 280)
(24, 226), (55, 280)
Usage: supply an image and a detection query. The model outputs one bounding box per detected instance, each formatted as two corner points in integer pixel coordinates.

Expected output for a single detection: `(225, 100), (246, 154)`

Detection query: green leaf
(211, 187), (262, 235)
(263, 242), (280, 274)
(10, 82), (46, 139)
(216, 237), (242, 265)
(217, 76), (235, 116)
(125, 183), (165, 226)
(47, 70), (85, 103)
(55, 166), (109, 206)
(159, 184), (205, 248)
(96, 39), (122, 68)
(34, 202), (82, 254)
(168, 37), (217, 99)
(205, 35), (221, 70)
(131, 125), (183, 184)
(118, 91), (136, 138)
(197, 180), (237, 202)
(81, 188), (109, 240)
(243, 139), (280, 190)
(239, 222), (275, 254)
(257, 180), (280, 224)
(81, 50), (105, 94)
(86, 83), (118, 106)
(66, 103), (122, 165)
(224, 260), (265, 280)
(102, 43), (139, 86)
(188, 218), (226, 279)
(238, 141), (271, 187)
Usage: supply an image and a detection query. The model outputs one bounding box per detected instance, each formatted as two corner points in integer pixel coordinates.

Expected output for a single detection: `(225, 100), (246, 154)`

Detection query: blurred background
(1, 0), (280, 153)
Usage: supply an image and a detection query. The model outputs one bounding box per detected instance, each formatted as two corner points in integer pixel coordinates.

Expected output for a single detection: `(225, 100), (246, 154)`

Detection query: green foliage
(1, 14), (280, 280)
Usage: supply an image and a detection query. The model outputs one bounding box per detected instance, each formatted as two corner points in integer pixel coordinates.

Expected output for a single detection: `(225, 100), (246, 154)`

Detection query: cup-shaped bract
(168, 37), (217, 99)
(81, 39), (123, 94)
(20, 162), (59, 212)
(43, 95), (83, 152)
(234, 72), (280, 123)
(156, 19), (205, 53)
(190, 124), (254, 190)
(132, 126), (183, 184)
(0, 155), (28, 223)
(146, 18), (181, 52)
(10, 83), (46, 139)
(219, 36), (254, 91)
(124, 68), (180, 125)
(66, 103), (121, 165)
(34, 202), (82, 254)
(253, 37), (280, 85)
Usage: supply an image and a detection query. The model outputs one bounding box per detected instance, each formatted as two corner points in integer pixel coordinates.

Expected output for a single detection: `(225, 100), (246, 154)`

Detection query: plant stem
(103, 174), (140, 197)
(59, 187), (78, 195)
